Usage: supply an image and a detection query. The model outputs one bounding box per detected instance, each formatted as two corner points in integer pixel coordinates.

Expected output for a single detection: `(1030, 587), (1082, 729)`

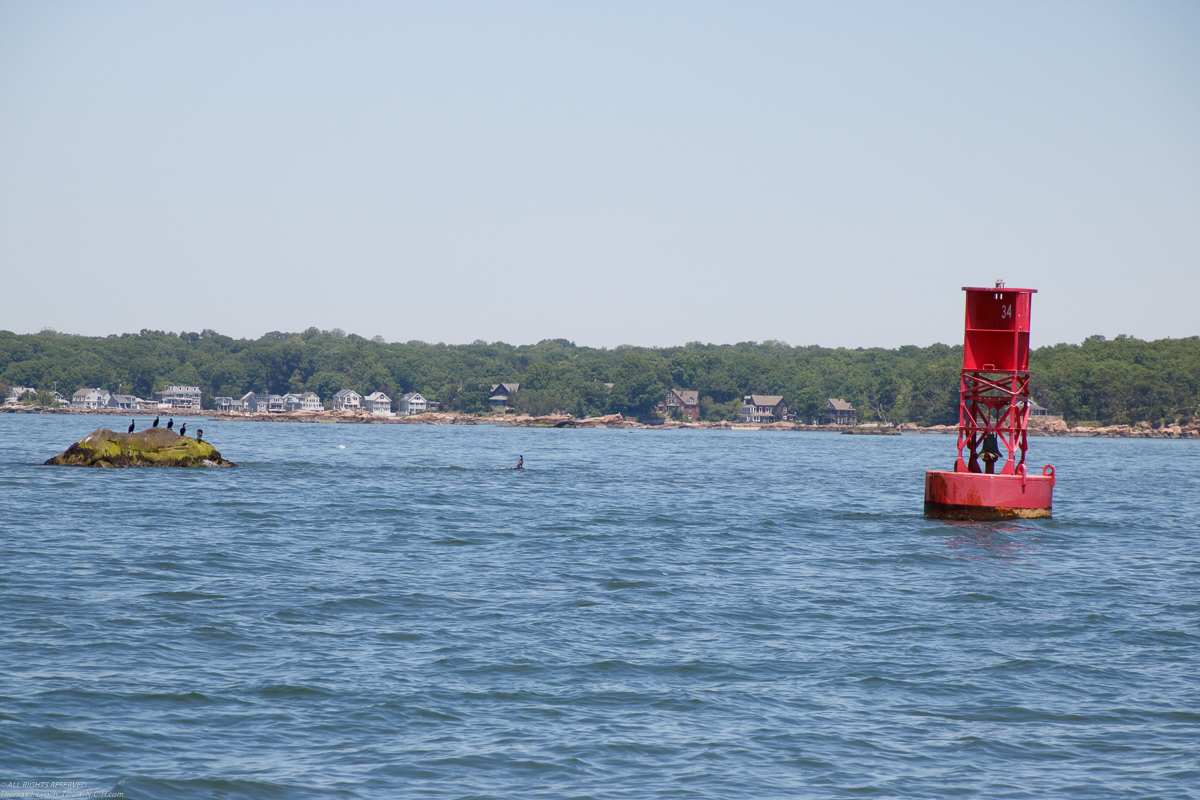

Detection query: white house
(333, 389), (362, 411)
(155, 385), (202, 410)
(738, 394), (789, 423)
(363, 391), (393, 416)
(266, 394), (285, 414)
(72, 388), (111, 410)
(5, 386), (37, 405)
(299, 391), (322, 411)
(400, 392), (428, 415)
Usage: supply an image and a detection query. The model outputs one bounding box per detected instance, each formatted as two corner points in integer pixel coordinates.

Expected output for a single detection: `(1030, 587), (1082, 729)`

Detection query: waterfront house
(363, 391), (393, 416)
(106, 394), (144, 410)
(267, 395), (285, 414)
(739, 394), (788, 423)
(488, 383), (519, 410)
(215, 396), (235, 411)
(1026, 399), (1049, 417)
(155, 385), (202, 410)
(282, 392), (321, 412)
(5, 386), (37, 405)
(400, 392), (428, 415)
(72, 388), (111, 410)
(333, 389), (362, 411)
(659, 389), (701, 421)
(240, 392), (263, 413)
(822, 398), (856, 425)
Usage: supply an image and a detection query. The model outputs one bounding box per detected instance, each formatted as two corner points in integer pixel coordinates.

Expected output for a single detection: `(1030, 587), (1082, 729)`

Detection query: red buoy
(924, 282), (1056, 519)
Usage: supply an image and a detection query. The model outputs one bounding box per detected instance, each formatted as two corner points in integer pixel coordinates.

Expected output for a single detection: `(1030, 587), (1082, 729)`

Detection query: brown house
(822, 398), (856, 425)
(660, 388), (701, 421)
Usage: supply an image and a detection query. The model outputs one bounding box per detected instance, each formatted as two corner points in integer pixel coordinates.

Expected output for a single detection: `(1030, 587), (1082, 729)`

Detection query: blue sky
(1, 1), (1197, 349)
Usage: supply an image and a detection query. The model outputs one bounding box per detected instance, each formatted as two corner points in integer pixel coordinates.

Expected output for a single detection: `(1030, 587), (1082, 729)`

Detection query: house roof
(402, 392), (425, 401)
(300, 392), (320, 399)
(827, 398), (854, 411)
(489, 383), (519, 394)
(334, 389), (361, 398)
(241, 391), (258, 401)
(747, 394), (784, 406)
(671, 389), (700, 406)
(364, 391), (390, 401)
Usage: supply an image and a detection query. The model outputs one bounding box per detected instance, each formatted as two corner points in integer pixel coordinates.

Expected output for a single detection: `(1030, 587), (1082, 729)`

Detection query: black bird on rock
(179, 423), (187, 437)
(152, 416), (160, 427)
(196, 429), (203, 443)
(128, 419), (135, 433)
(166, 418), (174, 430)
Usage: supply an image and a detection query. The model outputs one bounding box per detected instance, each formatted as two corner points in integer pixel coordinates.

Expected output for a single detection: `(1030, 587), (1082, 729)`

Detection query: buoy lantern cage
(923, 283), (1056, 519)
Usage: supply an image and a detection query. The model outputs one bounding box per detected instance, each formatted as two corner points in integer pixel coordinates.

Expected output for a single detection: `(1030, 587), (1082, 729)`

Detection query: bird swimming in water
(128, 419), (135, 433)
(152, 416), (159, 427)
(196, 429), (203, 443)
(166, 418), (174, 430)
(179, 423), (187, 437)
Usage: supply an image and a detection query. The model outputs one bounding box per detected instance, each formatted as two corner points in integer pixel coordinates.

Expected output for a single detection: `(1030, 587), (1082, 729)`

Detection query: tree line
(1, 328), (1196, 426)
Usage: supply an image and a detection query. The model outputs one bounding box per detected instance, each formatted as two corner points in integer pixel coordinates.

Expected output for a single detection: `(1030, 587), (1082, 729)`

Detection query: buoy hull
(924, 470), (1053, 520)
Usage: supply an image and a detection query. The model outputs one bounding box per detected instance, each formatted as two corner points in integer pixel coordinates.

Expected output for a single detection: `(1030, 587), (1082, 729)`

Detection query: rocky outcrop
(842, 426), (901, 435)
(573, 414), (634, 428)
(504, 414), (576, 428)
(44, 428), (236, 468)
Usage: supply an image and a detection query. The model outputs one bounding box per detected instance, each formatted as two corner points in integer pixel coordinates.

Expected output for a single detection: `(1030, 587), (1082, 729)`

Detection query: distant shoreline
(4, 405), (1197, 439)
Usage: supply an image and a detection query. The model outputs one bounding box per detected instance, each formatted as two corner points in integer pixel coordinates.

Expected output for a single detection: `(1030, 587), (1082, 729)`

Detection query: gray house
(400, 392), (428, 415)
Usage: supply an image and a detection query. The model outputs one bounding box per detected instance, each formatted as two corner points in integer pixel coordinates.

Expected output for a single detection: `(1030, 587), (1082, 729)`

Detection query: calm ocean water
(1, 414), (1198, 799)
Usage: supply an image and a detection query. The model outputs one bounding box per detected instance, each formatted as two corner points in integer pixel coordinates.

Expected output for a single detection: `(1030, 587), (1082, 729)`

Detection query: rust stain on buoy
(924, 282), (1056, 521)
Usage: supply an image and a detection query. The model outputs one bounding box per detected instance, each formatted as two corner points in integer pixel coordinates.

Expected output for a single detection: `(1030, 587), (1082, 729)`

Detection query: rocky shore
(6, 404), (1197, 438)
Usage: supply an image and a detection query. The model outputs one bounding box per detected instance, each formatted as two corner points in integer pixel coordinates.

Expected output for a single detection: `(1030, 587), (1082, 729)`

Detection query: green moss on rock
(44, 428), (236, 468)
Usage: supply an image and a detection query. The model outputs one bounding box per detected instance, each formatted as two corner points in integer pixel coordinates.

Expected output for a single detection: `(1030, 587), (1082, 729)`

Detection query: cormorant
(152, 416), (160, 427)
(196, 429), (203, 443)
(166, 418), (174, 430)
(515, 455), (524, 469)
(179, 423), (187, 437)
(128, 420), (135, 433)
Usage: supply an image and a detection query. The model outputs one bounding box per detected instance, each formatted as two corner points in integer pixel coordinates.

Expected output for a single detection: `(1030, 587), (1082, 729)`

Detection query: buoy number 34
(999, 304), (1014, 319)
